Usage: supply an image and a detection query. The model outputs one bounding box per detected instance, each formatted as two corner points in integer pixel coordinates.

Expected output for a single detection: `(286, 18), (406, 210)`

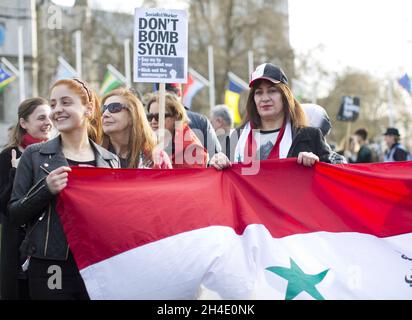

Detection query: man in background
(210, 104), (233, 159)
(353, 128), (373, 163)
(383, 127), (409, 162)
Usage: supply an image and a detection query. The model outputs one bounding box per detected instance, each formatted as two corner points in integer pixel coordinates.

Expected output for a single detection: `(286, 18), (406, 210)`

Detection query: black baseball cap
(249, 63), (288, 88)
(383, 127), (400, 136)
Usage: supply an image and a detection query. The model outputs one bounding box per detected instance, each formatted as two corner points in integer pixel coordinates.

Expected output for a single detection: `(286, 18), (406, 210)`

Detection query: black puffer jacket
(8, 136), (119, 261)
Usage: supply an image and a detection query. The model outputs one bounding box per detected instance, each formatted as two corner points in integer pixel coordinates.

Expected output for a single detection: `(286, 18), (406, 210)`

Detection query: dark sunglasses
(146, 113), (172, 122)
(102, 103), (127, 113)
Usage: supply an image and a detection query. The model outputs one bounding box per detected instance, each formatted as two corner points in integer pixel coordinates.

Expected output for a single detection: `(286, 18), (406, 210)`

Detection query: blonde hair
(50, 79), (103, 144)
(101, 88), (156, 168)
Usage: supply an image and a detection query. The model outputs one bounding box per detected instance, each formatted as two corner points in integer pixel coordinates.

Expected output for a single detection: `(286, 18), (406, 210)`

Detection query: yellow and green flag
(224, 73), (248, 125)
(100, 69), (124, 96)
(0, 66), (16, 93)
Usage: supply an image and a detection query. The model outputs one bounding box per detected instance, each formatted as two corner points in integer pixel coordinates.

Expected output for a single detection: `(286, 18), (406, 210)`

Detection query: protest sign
(134, 8), (188, 83)
(337, 96), (360, 122)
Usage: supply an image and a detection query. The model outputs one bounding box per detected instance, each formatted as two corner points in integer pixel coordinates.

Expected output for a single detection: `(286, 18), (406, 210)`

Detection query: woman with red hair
(8, 79), (119, 299)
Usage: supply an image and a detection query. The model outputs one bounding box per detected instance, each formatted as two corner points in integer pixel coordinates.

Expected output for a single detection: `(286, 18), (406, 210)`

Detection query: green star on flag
(266, 258), (329, 300)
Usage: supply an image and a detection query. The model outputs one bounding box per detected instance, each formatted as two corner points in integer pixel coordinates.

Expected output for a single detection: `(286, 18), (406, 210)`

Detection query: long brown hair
(6, 97), (49, 148)
(50, 79), (103, 144)
(243, 80), (307, 129)
(101, 88), (156, 168)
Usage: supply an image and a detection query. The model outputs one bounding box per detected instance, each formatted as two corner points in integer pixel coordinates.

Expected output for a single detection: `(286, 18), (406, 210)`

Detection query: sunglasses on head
(146, 113), (172, 122)
(102, 103), (127, 113)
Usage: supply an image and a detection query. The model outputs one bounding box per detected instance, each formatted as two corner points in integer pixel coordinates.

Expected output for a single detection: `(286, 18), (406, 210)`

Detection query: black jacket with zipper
(8, 136), (120, 261)
(287, 126), (334, 162)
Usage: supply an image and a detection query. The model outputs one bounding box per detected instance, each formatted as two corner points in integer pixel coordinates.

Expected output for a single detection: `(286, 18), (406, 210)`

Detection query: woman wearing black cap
(209, 63), (340, 169)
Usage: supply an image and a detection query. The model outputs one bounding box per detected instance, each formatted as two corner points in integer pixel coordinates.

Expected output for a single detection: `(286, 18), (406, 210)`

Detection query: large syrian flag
(56, 159), (412, 300)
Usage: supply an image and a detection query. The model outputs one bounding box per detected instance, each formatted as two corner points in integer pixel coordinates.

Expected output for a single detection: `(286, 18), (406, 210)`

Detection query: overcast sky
(289, 0), (412, 78)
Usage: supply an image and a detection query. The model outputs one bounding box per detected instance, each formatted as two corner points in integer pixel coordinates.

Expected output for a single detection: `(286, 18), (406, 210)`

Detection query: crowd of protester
(0, 63), (410, 300)
(336, 127), (410, 163)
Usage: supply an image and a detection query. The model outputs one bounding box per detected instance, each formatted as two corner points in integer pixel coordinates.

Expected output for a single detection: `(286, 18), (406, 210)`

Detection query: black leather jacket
(8, 136), (119, 261)
(288, 126), (343, 163)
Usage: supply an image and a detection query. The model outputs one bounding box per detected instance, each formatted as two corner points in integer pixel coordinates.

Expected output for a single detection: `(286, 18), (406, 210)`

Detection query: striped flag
(56, 160), (412, 300)
(224, 73), (248, 125)
(100, 69), (124, 96)
(54, 64), (74, 81)
(182, 72), (204, 108)
(53, 58), (78, 82)
(0, 66), (16, 92)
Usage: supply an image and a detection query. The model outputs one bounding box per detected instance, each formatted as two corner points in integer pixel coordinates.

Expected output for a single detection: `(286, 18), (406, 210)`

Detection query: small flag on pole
(398, 73), (412, 95)
(54, 64), (75, 81)
(224, 73), (248, 125)
(182, 72), (205, 109)
(53, 57), (78, 83)
(0, 66), (16, 92)
(100, 69), (124, 96)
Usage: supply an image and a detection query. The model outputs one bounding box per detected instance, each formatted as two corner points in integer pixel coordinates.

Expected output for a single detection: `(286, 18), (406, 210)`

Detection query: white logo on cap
(251, 63), (266, 81)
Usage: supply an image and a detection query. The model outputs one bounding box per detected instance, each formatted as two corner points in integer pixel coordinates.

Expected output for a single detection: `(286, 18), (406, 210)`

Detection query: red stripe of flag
(56, 159), (412, 270)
